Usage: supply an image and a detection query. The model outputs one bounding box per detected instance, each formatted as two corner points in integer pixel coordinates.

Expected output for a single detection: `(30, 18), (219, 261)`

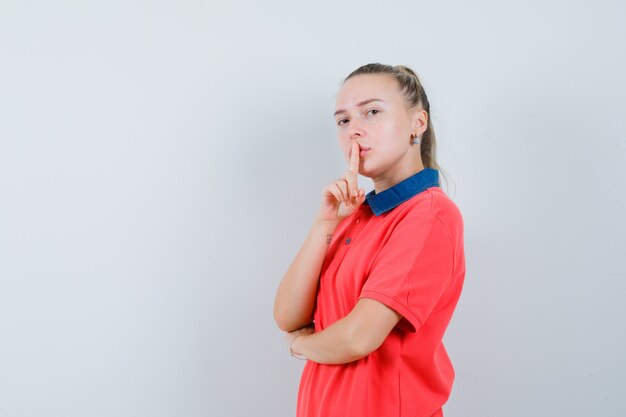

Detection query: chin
(358, 165), (374, 178)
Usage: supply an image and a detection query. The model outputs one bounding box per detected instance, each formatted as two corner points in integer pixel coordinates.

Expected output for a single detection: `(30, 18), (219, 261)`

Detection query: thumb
(351, 193), (366, 211)
(356, 189), (366, 203)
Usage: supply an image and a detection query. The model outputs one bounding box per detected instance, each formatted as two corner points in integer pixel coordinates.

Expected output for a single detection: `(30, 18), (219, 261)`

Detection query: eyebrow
(334, 98), (384, 117)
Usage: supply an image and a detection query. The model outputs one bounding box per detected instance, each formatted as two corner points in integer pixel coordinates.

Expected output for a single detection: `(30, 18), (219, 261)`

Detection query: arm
(288, 298), (403, 364)
(276, 141), (366, 333)
(273, 218), (340, 332)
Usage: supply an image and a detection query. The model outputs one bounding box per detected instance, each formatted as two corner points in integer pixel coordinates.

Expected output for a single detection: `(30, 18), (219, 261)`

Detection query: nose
(348, 120), (364, 140)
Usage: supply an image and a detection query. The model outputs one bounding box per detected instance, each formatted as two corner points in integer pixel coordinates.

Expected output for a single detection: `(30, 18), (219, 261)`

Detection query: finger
(328, 187), (347, 212)
(340, 181), (356, 212)
(333, 182), (347, 209)
(350, 141), (360, 175)
(328, 183), (343, 203)
(349, 187), (365, 208)
(334, 181), (348, 201)
(343, 170), (358, 197)
(335, 181), (353, 211)
(349, 188), (366, 208)
(357, 189), (366, 201)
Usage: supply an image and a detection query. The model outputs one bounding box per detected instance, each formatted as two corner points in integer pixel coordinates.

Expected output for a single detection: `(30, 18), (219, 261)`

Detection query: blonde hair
(342, 63), (450, 193)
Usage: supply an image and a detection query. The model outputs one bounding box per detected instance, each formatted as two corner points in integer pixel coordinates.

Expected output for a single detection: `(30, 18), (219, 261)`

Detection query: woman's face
(334, 74), (418, 179)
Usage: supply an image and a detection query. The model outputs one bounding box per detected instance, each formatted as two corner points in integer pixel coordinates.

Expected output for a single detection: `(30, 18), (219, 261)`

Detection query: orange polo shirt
(296, 168), (466, 417)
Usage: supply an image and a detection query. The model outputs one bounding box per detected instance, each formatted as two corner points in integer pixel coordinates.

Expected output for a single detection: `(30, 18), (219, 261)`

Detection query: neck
(372, 158), (425, 194)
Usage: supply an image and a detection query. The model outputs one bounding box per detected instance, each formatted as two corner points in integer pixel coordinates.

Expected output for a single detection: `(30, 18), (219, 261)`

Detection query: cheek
(375, 122), (405, 143)
(374, 116), (401, 134)
(388, 119), (407, 136)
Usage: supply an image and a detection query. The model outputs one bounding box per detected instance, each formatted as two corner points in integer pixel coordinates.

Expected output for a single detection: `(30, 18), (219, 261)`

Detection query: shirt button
(355, 218), (360, 224)
(345, 237), (351, 245)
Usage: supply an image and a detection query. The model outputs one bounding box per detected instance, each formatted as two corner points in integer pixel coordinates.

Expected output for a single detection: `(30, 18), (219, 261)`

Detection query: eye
(337, 118), (348, 126)
(367, 109), (379, 116)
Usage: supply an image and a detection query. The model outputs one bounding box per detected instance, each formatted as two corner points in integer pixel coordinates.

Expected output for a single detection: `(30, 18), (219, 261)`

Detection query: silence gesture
(316, 141), (366, 224)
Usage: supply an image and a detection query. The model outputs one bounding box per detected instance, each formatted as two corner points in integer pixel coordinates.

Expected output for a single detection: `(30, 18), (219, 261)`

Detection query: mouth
(351, 145), (371, 157)
(359, 145), (371, 156)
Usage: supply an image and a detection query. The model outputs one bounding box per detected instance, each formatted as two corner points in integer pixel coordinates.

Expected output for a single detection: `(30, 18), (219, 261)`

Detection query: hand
(284, 323), (316, 355)
(316, 141), (367, 224)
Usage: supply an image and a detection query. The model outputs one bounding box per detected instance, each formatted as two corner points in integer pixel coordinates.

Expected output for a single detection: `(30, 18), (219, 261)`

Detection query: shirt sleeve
(358, 213), (455, 333)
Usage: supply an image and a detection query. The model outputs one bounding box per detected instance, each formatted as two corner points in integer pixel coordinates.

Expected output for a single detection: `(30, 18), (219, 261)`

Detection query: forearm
(274, 218), (340, 332)
(288, 298), (402, 364)
(291, 315), (366, 365)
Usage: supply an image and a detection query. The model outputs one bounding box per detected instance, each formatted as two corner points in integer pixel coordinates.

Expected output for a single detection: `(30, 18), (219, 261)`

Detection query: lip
(351, 145), (371, 157)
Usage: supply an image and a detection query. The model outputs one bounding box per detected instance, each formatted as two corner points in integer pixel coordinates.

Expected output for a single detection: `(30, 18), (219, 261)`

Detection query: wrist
(290, 334), (307, 360)
(312, 218), (340, 243)
(313, 215), (341, 230)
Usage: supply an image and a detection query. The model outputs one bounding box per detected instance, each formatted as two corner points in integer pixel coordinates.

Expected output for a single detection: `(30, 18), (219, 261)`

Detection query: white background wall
(1, 1), (624, 416)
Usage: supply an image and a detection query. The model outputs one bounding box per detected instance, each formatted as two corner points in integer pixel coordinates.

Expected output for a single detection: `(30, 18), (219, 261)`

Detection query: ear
(410, 108), (428, 137)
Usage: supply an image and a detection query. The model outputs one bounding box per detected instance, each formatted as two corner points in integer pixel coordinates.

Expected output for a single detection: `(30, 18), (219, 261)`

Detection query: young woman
(273, 63), (466, 417)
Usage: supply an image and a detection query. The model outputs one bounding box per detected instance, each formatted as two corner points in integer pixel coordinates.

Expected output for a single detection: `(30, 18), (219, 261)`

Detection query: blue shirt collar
(363, 168), (440, 216)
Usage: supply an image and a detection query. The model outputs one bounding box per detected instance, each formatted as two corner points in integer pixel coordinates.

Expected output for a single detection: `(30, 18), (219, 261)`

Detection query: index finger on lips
(349, 142), (360, 196)
(350, 141), (360, 174)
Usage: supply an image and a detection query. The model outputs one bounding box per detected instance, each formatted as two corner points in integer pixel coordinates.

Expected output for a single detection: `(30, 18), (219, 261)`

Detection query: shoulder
(426, 187), (464, 247)
(404, 187), (462, 220)
(427, 187), (463, 223)
(402, 187), (464, 237)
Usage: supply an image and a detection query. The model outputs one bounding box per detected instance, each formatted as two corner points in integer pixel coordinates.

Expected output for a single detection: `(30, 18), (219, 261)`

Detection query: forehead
(335, 74), (402, 107)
